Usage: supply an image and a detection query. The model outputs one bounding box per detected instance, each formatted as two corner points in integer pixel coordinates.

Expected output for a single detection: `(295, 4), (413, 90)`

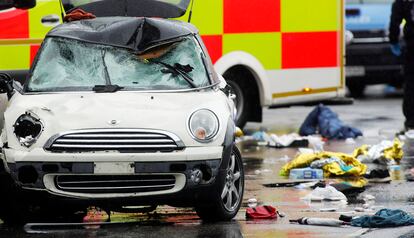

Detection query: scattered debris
(280, 151), (367, 178)
(289, 168), (323, 180)
(388, 165), (403, 180)
(83, 207), (109, 229)
(277, 211), (286, 217)
(345, 138), (357, 144)
(290, 217), (348, 227)
(254, 169), (272, 175)
(319, 208), (337, 212)
(330, 182), (366, 200)
(263, 181), (316, 188)
(302, 186), (347, 201)
(351, 209), (414, 227)
(246, 205), (278, 220)
(235, 127), (244, 137)
(247, 198), (258, 208)
(294, 181), (320, 189)
(363, 169), (392, 183)
(299, 104), (363, 140)
(246, 131), (310, 148)
(354, 139), (404, 165)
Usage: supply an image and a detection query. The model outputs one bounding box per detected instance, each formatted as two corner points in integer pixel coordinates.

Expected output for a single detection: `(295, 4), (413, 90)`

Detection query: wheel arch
(214, 51), (271, 106)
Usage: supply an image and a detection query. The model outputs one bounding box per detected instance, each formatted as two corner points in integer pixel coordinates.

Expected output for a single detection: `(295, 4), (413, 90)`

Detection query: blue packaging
(289, 168), (323, 180)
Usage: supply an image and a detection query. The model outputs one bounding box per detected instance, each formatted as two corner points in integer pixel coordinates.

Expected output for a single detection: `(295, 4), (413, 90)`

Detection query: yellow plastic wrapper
(280, 151), (367, 177)
(234, 127), (244, 137)
(382, 139), (404, 162)
(280, 139), (404, 178)
(352, 138), (404, 163)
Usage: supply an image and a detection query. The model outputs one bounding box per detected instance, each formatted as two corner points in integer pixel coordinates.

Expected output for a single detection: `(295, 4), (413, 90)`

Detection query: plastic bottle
(388, 165), (402, 180)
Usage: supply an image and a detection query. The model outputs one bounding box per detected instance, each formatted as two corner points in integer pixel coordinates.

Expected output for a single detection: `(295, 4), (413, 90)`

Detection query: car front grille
(44, 129), (185, 153)
(55, 174), (176, 194)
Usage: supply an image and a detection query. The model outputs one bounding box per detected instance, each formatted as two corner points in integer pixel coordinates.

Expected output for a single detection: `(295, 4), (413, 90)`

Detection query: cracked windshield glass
(27, 36), (210, 92)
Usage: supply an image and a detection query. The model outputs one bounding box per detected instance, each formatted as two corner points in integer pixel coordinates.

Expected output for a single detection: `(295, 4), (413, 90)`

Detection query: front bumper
(346, 42), (404, 84)
(1, 146), (226, 203)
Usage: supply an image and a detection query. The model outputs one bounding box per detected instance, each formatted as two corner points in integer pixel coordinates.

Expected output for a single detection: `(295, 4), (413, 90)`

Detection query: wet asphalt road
(1, 86), (414, 238)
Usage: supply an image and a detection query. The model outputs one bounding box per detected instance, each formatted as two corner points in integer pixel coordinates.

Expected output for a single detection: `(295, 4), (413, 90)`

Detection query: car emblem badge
(108, 120), (120, 126)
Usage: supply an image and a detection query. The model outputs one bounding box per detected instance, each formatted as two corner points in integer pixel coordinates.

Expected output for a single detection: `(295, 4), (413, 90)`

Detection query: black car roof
(68, 0), (191, 19)
(46, 17), (198, 53)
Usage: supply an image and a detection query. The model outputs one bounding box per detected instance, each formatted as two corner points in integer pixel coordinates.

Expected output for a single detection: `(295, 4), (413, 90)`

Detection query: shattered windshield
(27, 36), (210, 92)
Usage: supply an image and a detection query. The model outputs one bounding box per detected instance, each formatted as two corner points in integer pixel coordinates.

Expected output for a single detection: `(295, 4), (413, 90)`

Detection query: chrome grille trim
(54, 174), (176, 194)
(55, 139), (173, 143)
(44, 129), (185, 153)
(51, 144), (177, 148)
(64, 134), (166, 138)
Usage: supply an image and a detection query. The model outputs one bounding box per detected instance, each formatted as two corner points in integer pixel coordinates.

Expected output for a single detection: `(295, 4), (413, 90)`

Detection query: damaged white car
(0, 15), (244, 224)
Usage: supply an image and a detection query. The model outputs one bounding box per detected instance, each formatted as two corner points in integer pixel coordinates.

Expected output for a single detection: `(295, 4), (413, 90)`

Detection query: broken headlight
(13, 113), (43, 147)
(188, 109), (219, 143)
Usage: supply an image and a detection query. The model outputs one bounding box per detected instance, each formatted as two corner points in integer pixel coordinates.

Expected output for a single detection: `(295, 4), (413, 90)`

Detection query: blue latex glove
(390, 43), (402, 56)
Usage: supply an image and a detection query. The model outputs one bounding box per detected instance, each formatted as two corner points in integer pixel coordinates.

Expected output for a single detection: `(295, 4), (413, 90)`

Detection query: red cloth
(246, 205), (277, 219)
(64, 9), (96, 22)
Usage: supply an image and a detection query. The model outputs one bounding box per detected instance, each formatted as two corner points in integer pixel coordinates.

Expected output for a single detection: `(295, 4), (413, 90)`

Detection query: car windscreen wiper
(93, 50), (124, 93)
(101, 50), (112, 86)
(151, 60), (197, 88)
(93, 84), (124, 93)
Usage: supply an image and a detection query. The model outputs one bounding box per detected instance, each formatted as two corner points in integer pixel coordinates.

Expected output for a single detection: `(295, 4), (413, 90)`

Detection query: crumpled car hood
(4, 91), (231, 149)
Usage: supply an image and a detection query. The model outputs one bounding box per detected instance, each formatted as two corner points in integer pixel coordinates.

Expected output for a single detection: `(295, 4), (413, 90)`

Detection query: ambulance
(0, 0), (345, 127)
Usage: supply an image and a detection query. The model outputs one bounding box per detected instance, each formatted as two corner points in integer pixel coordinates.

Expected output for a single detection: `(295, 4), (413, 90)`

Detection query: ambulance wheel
(195, 147), (244, 222)
(226, 80), (247, 128)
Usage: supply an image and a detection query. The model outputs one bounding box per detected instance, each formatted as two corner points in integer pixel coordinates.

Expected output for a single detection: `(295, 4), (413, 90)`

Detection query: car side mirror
(0, 73), (15, 99)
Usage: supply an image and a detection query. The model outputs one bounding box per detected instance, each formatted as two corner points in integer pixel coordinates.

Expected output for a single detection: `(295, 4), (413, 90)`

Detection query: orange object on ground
(64, 9), (96, 22)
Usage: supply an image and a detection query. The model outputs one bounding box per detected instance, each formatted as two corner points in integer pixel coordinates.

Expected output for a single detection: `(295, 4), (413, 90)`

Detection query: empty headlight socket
(13, 112), (44, 147)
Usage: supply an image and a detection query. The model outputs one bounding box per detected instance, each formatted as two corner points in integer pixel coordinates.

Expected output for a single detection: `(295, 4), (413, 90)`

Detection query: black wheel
(195, 146), (244, 222)
(0, 173), (33, 225)
(347, 79), (366, 98)
(226, 80), (248, 128)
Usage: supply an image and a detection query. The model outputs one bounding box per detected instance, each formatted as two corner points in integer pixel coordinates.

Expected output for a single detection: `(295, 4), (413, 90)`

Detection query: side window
(61, 0), (74, 12)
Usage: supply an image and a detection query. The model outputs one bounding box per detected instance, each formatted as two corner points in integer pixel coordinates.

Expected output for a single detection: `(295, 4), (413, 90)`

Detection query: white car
(0, 16), (244, 224)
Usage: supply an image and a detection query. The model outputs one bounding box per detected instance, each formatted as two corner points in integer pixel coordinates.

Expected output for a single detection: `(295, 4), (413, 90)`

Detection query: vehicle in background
(0, 0), (346, 128)
(345, 0), (403, 98)
(0, 0), (63, 83)
(178, 0), (346, 127)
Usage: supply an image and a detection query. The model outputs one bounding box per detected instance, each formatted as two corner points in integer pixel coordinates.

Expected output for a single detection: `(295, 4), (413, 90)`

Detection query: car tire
(195, 146), (244, 222)
(0, 173), (32, 225)
(347, 80), (366, 98)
